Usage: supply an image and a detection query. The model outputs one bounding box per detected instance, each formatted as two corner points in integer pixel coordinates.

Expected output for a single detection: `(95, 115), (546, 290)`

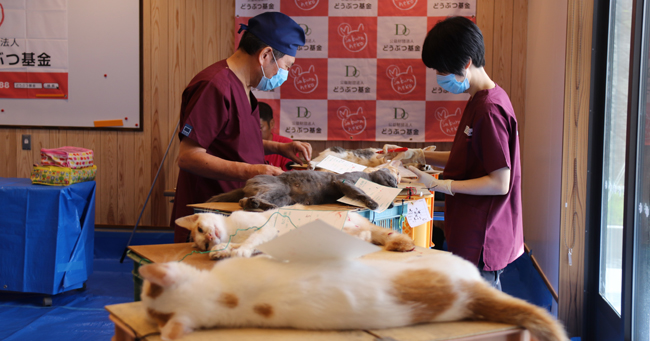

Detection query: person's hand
(247, 164), (283, 178)
(279, 141), (312, 164)
(381, 144), (425, 164)
(407, 166), (454, 196)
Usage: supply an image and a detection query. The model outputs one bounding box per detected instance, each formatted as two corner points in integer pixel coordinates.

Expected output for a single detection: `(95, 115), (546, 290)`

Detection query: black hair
(238, 31), (286, 60)
(421, 16), (485, 75)
(258, 102), (274, 123)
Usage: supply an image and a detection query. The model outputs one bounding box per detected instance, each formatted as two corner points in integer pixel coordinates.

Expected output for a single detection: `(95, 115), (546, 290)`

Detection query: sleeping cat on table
(175, 204), (415, 259)
(139, 252), (568, 341)
(207, 167), (400, 211)
(309, 145), (436, 171)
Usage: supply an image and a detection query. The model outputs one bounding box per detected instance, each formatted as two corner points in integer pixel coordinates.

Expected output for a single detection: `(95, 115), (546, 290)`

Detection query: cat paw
(358, 230), (372, 242)
(231, 246), (255, 258)
(384, 233), (416, 252)
(209, 243), (232, 259)
(365, 200), (379, 210)
(239, 197), (260, 209)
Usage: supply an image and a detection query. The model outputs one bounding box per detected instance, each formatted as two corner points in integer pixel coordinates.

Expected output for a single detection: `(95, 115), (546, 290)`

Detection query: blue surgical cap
(238, 12), (306, 57)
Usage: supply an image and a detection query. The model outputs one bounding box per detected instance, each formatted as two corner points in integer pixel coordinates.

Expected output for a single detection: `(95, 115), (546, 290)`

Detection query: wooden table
(114, 243), (529, 341)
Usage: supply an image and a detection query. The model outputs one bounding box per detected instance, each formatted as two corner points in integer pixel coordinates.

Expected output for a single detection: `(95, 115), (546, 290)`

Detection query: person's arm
(450, 166), (510, 195)
(408, 166), (510, 196)
(263, 140), (312, 164)
(424, 150), (450, 169)
(178, 138), (282, 181)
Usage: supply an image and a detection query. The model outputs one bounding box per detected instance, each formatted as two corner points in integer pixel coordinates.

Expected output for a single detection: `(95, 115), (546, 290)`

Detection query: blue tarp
(0, 178), (96, 295)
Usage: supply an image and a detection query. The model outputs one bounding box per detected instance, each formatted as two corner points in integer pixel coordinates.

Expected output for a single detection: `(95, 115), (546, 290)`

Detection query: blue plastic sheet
(0, 178), (96, 295)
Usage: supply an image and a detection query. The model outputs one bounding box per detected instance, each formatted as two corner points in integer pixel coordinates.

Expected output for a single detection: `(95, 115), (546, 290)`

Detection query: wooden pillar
(559, 0), (593, 336)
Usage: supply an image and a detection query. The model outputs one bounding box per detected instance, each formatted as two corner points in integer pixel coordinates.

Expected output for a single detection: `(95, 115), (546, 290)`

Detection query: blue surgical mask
(255, 53), (288, 91)
(436, 71), (469, 94)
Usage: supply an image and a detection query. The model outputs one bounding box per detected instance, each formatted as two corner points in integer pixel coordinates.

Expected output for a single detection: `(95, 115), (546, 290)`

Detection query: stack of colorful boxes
(31, 146), (97, 186)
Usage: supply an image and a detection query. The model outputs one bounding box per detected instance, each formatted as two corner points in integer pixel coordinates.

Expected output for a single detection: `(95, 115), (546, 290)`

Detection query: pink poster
(235, 0), (476, 142)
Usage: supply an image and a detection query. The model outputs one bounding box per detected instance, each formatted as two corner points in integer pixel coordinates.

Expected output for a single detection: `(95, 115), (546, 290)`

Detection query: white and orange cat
(139, 252), (568, 341)
(175, 205), (415, 259)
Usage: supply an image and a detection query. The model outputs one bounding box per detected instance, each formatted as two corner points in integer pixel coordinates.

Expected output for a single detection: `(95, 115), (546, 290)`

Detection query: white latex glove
(381, 144), (425, 164)
(407, 166), (454, 196)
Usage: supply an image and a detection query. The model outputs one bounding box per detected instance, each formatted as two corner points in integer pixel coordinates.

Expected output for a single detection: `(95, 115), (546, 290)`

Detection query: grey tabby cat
(207, 169), (398, 211)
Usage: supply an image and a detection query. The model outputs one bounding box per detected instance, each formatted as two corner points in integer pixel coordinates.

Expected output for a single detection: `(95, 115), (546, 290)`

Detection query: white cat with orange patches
(175, 205), (415, 259)
(139, 252), (568, 341)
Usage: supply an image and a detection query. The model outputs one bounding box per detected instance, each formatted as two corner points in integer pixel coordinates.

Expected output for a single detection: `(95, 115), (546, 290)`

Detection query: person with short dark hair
(171, 12), (313, 243)
(399, 17), (523, 290)
(258, 102), (294, 171)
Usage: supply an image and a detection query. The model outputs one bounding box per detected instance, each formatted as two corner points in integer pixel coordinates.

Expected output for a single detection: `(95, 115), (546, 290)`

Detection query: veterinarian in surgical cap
(171, 12), (312, 243)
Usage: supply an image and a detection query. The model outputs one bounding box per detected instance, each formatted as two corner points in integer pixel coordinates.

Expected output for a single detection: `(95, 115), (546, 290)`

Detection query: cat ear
(139, 263), (182, 287)
(175, 214), (200, 230)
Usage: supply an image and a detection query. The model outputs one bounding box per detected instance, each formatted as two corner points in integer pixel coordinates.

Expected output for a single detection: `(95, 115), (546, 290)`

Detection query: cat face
(175, 213), (226, 250)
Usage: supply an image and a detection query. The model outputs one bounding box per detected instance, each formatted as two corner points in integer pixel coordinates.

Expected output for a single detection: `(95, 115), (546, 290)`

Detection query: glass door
(585, 0), (631, 339)
(587, 0), (650, 339)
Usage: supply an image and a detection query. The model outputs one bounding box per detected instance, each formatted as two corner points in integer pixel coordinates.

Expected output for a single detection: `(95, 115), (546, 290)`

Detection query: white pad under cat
(256, 219), (381, 262)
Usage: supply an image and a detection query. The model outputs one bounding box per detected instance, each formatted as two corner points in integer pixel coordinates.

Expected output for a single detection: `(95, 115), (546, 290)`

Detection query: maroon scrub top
(442, 84), (524, 271)
(171, 59), (265, 243)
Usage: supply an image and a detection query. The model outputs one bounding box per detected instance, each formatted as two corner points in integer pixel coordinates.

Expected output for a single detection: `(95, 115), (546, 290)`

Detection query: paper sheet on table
(274, 208), (350, 236)
(337, 178), (402, 213)
(256, 219), (381, 262)
(316, 155), (367, 174)
(405, 199), (433, 226)
(398, 165), (418, 178)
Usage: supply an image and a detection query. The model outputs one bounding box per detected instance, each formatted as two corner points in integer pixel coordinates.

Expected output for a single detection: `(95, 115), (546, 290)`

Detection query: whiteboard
(0, 0), (141, 130)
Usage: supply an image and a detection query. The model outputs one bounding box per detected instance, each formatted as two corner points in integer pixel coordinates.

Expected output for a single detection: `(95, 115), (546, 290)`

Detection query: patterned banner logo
(337, 106), (367, 135)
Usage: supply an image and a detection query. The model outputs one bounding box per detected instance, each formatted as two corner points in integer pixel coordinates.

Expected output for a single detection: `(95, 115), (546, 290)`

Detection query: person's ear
(269, 118), (275, 130)
(258, 47), (273, 65)
(464, 58), (472, 70)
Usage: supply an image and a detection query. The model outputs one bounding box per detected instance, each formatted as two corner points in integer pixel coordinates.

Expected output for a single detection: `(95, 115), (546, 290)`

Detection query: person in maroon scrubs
(171, 12), (312, 243)
(259, 102), (295, 171)
(395, 17), (524, 290)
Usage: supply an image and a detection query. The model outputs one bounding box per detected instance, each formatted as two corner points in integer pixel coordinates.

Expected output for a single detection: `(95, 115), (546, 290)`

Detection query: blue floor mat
(0, 230), (172, 341)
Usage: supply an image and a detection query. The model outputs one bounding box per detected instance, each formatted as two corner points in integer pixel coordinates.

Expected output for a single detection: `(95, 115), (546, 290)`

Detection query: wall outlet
(22, 135), (31, 151)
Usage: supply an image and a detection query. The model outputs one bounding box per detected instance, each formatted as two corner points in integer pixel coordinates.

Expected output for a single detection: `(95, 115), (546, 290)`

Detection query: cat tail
(466, 281), (569, 341)
(206, 188), (245, 203)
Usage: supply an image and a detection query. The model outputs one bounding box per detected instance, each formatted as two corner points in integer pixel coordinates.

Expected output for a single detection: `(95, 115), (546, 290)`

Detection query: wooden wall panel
(150, 0), (170, 227)
(217, 0), (236, 62)
(117, 132), (135, 225)
(166, 0), (184, 219)
(0, 1), (528, 229)
(186, 0), (203, 81)
(476, 0), (495, 76)
(100, 131), (118, 224)
(0, 129), (17, 177)
(493, 0), (514, 94)
(202, 1), (218, 67)
(511, 0), (528, 160)
(559, 0), (593, 335)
